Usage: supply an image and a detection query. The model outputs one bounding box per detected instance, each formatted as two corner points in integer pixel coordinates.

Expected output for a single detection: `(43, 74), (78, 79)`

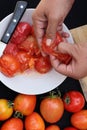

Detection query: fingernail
(46, 39), (52, 46)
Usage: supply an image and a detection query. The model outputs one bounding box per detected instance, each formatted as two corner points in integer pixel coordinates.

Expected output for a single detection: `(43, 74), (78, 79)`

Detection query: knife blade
(0, 1), (28, 53)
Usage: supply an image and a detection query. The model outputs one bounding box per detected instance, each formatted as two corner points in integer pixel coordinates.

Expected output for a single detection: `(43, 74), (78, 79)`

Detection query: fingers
(50, 55), (74, 78)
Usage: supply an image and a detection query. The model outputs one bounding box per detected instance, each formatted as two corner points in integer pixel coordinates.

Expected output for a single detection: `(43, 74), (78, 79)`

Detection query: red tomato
(0, 54), (20, 77)
(42, 32), (71, 64)
(35, 55), (52, 73)
(13, 94), (36, 116)
(40, 94), (64, 123)
(10, 22), (31, 44)
(1, 118), (23, 130)
(25, 112), (45, 130)
(63, 127), (78, 130)
(63, 91), (85, 113)
(46, 125), (60, 130)
(15, 51), (31, 71)
(0, 99), (13, 121)
(71, 110), (87, 129)
(18, 35), (40, 56)
(3, 42), (19, 56)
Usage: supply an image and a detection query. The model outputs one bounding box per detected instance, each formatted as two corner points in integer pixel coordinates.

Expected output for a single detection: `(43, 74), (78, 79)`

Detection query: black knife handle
(1, 1), (28, 44)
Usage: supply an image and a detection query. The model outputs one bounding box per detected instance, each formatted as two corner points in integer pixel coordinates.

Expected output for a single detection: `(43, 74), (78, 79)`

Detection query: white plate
(0, 9), (74, 95)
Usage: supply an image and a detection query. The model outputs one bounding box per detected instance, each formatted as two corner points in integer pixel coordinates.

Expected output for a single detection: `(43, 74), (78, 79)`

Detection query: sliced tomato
(3, 42), (19, 56)
(18, 35), (40, 56)
(35, 56), (52, 73)
(15, 51), (31, 72)
(0, 54), (20, 77)
(42, 32), (72, 64)
(10, 22), (31, 44)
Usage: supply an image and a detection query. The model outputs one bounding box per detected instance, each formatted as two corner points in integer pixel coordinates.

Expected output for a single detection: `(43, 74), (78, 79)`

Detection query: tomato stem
(64, 96), (70, 104)
(14, 111), (23, 119)
(8, 100), (14, 108)
(49, 90), (61, 98)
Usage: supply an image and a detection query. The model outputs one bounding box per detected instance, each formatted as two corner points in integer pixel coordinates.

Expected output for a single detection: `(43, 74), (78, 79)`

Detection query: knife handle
(1, 1), (28, 44)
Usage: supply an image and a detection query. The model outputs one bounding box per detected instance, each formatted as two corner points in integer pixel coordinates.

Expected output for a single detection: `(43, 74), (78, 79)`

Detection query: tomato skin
(42, 32), (71, 64)
(71, 110), (87, 129)
(0, 54), (20, 77)
(0, 99), (13, 121)
(35, 56), (52, 73)
(63, 127), (78, 130)
(46, 125), (60, 130)
(63, 91), (85, 113)
(25, 112), (45, 130)
(13, 94), (36, 116)
(1, 118), (23, 130)
(40, 96), (64, 123)
(42, 32), (62, 55)
(3, 42), (19, 56)
(10, 22), (31, 44)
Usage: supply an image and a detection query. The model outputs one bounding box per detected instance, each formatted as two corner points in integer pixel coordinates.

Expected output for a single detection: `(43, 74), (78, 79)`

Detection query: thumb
(46, 17), (58, 39)
(58, 42), (75, 56)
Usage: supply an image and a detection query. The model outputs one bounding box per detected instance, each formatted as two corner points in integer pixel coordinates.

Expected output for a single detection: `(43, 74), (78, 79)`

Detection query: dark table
(0, 0), (87, 129)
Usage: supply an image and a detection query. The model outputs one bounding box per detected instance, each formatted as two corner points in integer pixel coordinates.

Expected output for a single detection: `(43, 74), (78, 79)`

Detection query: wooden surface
(70, 25), (87, 101)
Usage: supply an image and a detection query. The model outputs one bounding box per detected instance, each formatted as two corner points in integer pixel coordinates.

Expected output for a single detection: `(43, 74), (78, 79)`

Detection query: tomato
(0, 54), (20, 77)
(46, 125), (60, 130)
(15, 51), (31, 71)
(40, 93), (64, 123)
(63, 127), (78, 130)
(18, 35), (40, 56)
(0, 99), (13, 121)
(35, 55), (52, 73)
(71, 110), (87, 129)
(1, 118), (23, 130)
(3, 42), (19, 56)
(10, 22), (31, 44)
(42, 32), (71, 64)
(63, 91), (85, 113)
(13, 94), (36, 116)
(25, 112), (45, 130)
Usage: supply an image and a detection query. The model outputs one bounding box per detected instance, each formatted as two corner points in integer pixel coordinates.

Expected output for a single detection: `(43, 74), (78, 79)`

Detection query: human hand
(32, 0), (75, 46)
(50, 42), (87, 79)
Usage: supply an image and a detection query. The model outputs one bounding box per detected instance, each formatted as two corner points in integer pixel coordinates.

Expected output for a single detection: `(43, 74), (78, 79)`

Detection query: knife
(0, 1), (28, 50)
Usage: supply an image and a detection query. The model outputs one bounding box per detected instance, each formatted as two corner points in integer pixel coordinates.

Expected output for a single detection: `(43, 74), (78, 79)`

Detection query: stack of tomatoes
(0, 90), (86, 130)
(0, 21), (72, 77)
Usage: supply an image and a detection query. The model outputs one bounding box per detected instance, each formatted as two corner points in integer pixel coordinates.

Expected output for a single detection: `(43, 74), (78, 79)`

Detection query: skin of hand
(50, 42), (87, 79)
(32, 0), (75, 46)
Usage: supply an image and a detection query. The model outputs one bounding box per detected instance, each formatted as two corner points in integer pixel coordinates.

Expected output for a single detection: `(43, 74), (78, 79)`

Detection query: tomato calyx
(47, 90), (61, 99)
(64, 96), (71, 104)
(8, 100), (14, 108)
(14, 111), (23, 119)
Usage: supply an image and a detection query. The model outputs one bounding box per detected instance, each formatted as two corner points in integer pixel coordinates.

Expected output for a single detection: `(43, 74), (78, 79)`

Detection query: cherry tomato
(35, 55), (52, 73)
(71, 110), (87, 129)
(25, 112), (45, 130)
(63, 91), (85, 113)
(42, 32), (71, 64)
(40, 92), (64, 123)
(18, 35), (40, 56)
(46, 125), (60, 130)
(10, 22), (31, 44)
(0, 54), (20, 77)
(13, 94), (36, 116)
(63, 127), (78, 130)
(0, 99), (13, 121)
(1, 118), (23, 130)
